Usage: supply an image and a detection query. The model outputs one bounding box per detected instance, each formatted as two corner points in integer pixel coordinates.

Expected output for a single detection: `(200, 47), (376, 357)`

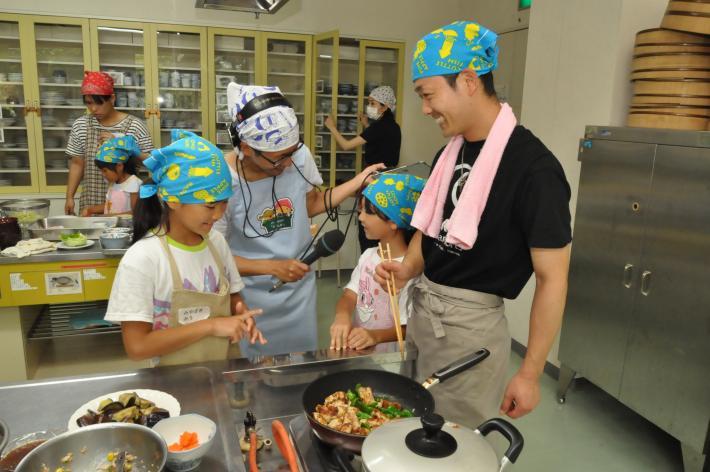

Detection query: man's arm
(305, 163), (384, 217)
(499, 244), (571, 418)
(65, 155), (84, 215)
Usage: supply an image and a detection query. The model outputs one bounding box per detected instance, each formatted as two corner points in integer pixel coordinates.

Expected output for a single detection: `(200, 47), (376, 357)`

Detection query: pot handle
(475, 418), (524, 470)
(424, 348), (490, 388)
(332, 446), (357, 472)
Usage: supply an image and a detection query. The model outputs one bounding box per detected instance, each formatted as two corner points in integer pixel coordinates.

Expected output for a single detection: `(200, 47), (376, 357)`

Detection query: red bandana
(81, 71), (114, 95)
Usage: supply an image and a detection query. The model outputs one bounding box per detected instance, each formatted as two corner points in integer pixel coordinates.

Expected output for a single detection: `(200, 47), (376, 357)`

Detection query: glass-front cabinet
(151, 25), (207, 148)
(312, 32), (338, 187)
(90, 21), (151, 127)
(0, 16), (35, 192)
(263, 33), (312, 146)
(208, 28), (257, 153)
(0, 14), (404, 195)
(334, 37), (361, 186)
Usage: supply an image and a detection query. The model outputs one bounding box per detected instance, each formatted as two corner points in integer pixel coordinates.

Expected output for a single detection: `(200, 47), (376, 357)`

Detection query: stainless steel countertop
(0, 244), (125, 264)
(0, 343), (415, 471)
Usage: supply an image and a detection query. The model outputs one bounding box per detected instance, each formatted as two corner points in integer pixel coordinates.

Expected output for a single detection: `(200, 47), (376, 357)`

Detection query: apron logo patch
(257, 197), (295, 233)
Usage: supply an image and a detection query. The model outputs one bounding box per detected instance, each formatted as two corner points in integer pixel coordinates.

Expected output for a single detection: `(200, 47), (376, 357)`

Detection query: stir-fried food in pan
(313, 384), (413, 435)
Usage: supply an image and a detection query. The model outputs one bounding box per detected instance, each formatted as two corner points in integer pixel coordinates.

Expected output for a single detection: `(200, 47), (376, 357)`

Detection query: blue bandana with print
(140, 130), (233, 204)
(95, 136), (138, 164)
(363, 173), (426, 229)
(412, 21), (498, 81)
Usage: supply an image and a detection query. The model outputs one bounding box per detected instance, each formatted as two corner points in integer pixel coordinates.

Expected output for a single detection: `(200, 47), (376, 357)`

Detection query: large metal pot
(16, 423), (167, 471)
(358, 413), (524, 472)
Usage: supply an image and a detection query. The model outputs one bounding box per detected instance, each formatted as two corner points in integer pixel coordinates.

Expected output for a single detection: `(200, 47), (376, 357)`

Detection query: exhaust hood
(195, 0), (289, 15)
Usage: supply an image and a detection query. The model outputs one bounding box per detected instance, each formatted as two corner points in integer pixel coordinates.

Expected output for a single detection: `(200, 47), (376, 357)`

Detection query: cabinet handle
(34, 100), (42, 117)
(640, 270), (652, 296)
(144, 107), (152, 119)
(622, 263), (634, 288)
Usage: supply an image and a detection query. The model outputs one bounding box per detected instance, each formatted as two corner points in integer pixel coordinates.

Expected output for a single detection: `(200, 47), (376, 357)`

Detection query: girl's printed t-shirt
(344, 247), (414, 330)
(105, 230), (244, 329)
(104, 174), (142, 214)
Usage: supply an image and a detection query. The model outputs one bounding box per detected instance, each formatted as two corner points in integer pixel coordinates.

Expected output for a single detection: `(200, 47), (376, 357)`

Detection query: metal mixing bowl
(16, 423), (167, 472)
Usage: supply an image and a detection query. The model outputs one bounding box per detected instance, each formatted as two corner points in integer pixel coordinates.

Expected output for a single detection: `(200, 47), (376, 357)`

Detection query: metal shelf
(28, 301), (120, 340)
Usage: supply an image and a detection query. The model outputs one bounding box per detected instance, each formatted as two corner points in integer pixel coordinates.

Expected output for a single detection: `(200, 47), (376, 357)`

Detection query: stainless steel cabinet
(558, 126), (710, 472)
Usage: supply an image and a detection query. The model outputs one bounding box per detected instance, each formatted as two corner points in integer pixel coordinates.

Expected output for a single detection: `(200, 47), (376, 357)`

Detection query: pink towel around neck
(411, 102), (517, 250)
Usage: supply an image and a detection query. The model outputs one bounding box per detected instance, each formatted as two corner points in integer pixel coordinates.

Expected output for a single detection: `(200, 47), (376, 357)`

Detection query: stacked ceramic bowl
(41, 91), (66, 106)
(7, 72), (22, 82)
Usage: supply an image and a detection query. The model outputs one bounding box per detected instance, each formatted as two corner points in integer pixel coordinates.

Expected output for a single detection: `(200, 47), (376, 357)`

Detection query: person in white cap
(215, 83), (383, 357)
(324, 85), (402, 251)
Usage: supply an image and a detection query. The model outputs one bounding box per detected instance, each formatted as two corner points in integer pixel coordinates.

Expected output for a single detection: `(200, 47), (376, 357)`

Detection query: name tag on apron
(178, 306), (211, 325)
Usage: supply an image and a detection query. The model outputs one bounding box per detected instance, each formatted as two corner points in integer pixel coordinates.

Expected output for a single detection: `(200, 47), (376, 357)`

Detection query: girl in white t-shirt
(329, 174), (425, 350)
(83, 136), (142, 216)
(105, 130), (265, 365)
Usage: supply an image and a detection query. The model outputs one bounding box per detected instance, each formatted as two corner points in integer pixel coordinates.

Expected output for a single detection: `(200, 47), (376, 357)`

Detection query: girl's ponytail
(132, 178), (169, 244)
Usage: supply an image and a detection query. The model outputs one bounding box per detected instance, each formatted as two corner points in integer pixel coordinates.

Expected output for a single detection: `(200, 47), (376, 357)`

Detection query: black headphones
(226, 92), (293, 148)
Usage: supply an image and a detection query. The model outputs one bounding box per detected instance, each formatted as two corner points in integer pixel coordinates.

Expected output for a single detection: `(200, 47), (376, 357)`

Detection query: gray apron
(409, 274), (510, 428)
(157, 235), (240, 367)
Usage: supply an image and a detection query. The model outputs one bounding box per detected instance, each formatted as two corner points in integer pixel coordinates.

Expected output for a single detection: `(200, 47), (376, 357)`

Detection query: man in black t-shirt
(324, 86), (402, 251)
(376, 22), (572, 428)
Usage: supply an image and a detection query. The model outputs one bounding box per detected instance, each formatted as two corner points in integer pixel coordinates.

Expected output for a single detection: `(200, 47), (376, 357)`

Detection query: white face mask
(366, 106), (382, 120)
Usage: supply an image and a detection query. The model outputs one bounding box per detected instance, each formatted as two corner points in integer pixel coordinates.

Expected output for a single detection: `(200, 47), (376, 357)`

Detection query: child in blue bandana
(105, 130), (265, 366)
(329, 174), (425, 350)
(82, 136), (142, 216)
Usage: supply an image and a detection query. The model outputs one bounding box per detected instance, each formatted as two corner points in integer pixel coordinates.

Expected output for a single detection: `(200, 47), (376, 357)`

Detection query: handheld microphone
(269, 229), (346, 292)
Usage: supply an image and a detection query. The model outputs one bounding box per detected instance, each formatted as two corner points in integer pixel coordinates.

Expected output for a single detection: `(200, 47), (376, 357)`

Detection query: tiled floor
(314, 271), (690, 471)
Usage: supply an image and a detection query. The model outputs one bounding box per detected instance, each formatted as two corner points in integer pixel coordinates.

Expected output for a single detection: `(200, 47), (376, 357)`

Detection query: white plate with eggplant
(67, 389), (180, 431)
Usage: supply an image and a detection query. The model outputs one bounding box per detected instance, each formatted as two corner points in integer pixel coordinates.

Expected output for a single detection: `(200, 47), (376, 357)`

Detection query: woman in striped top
(64, 71), (153, 216)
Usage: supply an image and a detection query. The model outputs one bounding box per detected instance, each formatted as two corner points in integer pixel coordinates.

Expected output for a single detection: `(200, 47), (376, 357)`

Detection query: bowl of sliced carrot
(152, 414), (216, 471)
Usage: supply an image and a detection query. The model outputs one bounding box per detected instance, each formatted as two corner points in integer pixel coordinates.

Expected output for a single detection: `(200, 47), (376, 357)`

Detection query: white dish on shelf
(67, 389), (181, 431)
(56, 240), (95, 250)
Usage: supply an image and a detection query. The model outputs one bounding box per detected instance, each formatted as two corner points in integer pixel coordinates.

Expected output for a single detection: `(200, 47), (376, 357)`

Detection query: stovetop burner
(288, 414), (363, 472)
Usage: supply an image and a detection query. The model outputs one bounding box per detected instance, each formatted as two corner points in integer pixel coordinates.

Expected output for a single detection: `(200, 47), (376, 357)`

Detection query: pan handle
(423, 348), (490, 389)
(475, 418), (524, 471)
(332, 446), (357, 472)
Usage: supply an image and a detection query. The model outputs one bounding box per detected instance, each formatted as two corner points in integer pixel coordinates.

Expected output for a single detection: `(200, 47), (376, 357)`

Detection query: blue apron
(226, 148), (317, 358)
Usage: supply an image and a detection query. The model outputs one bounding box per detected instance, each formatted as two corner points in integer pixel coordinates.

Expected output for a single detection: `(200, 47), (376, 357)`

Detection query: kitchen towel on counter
(0, 238), (57, 258)
(410, 102), (516, 250)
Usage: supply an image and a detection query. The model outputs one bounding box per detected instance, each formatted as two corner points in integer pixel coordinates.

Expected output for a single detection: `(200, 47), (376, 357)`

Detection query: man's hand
(353, 163), (386, 186)
(499, 371), (541, 419)
(324, 115), (336, 131)
(374, 259), (414, 291)
(271, 259), (310, 283)
(65, 198), (76, 215)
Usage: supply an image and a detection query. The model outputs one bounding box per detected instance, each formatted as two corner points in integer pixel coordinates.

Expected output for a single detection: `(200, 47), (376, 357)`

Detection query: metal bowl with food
(0, 430), (58, 472)
(15, 423), (167, 472)
(0, 199), (50, 226)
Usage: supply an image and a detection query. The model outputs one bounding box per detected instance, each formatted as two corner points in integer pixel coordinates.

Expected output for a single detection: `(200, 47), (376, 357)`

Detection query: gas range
(237, 413), (363, 472)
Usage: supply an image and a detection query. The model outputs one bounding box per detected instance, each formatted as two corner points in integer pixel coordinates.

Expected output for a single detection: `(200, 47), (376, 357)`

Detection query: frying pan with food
(301, 348), (490, 454)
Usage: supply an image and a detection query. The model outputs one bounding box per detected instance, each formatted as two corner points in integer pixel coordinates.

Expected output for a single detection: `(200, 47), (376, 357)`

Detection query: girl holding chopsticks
(329, 174), (425, 350)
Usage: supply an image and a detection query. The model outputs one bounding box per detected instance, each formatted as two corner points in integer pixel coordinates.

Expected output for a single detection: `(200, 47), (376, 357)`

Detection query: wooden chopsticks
(379, 242), (405, 359)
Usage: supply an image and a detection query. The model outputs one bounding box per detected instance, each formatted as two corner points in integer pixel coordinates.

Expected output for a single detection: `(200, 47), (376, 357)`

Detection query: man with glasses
(215, 83), (383, 357)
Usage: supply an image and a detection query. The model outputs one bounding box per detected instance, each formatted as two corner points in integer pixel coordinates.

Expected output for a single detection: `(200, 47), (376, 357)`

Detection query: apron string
(158, 235), (183, 289)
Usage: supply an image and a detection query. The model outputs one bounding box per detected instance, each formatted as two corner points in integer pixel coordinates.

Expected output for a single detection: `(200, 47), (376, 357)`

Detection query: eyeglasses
(255, 142), (304, 167)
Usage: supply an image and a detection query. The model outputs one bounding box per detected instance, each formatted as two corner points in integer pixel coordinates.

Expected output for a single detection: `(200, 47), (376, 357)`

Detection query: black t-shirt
(421, 125), (572, 299)
(360, 109), (401, 167)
